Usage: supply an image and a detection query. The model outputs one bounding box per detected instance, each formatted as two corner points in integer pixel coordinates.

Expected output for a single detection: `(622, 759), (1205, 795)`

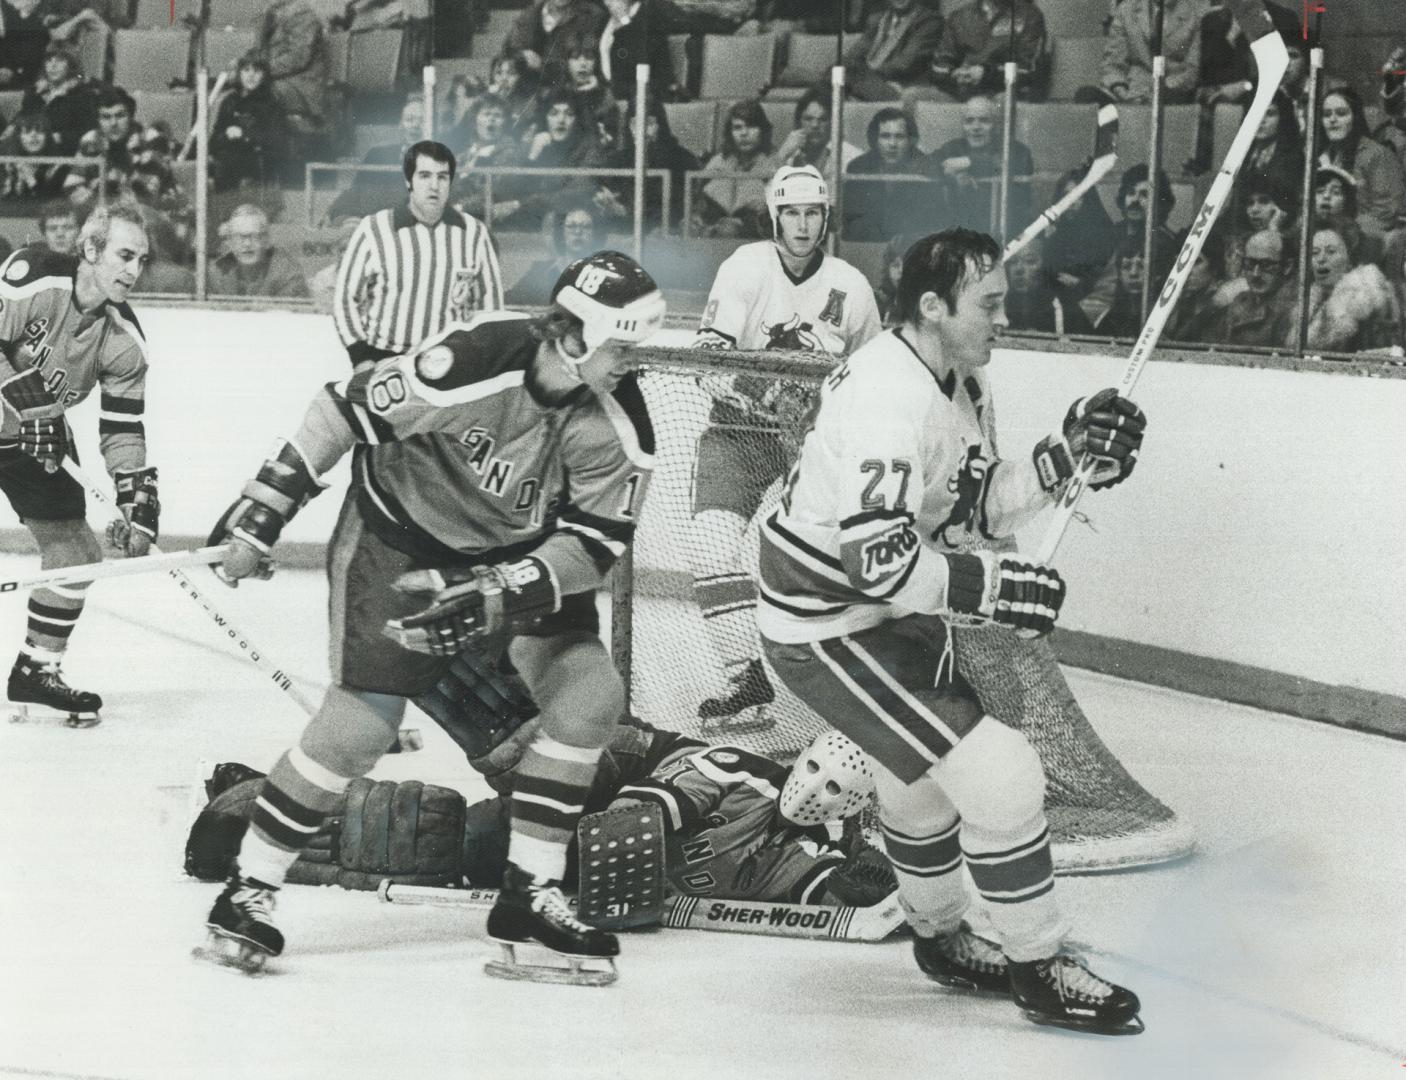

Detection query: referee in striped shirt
(333, 140), (504, 369)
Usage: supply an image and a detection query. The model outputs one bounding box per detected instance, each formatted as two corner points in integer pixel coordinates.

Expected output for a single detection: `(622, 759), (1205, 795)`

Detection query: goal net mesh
(616, 344), (1193, 872)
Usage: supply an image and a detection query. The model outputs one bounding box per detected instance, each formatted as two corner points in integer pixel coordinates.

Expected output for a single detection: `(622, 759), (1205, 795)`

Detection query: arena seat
(353, 124), (402, 157)
(1047, 36), (1104, 102)
(1115, 103), (1201, 170)
(72, 21), (110, 83)
(113, 28), (192, 91)
(207, 0), (264, 29)
(840, 101), (888, 148)
(203, 27), (257, 75)
(768, 34), (853, 101)
(131, 0), (172, 29)
(664, 101), (719, 159)
(1040, 0), (1110, 39)
(0, 90), (25, 128)
(326, 31), (350, 83)
(472, 9), (521, 59)
(698, 33), (776, 100)
(1014, 102), (1101, 176)
(133, 89), (194, 141)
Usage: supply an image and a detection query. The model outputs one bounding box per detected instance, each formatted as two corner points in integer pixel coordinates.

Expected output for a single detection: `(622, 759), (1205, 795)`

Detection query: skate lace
(232, 885), (278, 926)
(530, 884), (593, 933)
(1046, 955), (1112, 1003)
(945, 928), (1005, 973)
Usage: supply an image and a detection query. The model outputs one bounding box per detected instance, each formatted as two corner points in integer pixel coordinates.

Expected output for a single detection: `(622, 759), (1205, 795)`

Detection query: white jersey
(757, 328), (1053, 644)
(695, 241), (881, 355)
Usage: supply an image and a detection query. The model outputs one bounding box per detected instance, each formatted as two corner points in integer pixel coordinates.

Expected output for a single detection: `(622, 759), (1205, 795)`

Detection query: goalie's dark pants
(691, 426), (789, 518)
(762, 614), (1066, 961)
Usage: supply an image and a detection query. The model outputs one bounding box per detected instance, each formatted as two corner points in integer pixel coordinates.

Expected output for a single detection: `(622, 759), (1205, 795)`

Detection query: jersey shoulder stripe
(603, 372), (655, 462)
(107, 302), (150, 364)
(410, 313), (535, 398)
(0, 246), (76, 298)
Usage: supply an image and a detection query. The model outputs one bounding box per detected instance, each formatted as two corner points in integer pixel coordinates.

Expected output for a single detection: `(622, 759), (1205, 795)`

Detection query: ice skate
(193, 874), (284, 975)
(698, 658), (775, 734)
(913, 922), (1009, 995)
(1009, 953), (1143, 1035)
(7, 659), (101, 727)
(484, 862), (619, 986)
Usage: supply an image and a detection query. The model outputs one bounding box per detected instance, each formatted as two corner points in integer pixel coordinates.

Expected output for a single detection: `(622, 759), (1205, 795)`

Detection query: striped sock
(22, 583), (88, 665)
(882, 814), (969, 938)
(693, 572), (760, 672)
(963, 813), (1065, 962)
(239, 746), (352, 887)
(508, 734), (603, 883)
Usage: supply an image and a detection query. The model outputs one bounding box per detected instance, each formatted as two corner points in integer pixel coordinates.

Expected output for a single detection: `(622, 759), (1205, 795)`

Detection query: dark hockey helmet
(550, 250), (667, 363)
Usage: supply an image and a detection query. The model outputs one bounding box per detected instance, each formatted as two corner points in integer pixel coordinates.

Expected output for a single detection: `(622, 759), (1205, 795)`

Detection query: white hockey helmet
(551, 250), (667, 364)
(778, 729), (875, 827)
(766, 164), (830, 241)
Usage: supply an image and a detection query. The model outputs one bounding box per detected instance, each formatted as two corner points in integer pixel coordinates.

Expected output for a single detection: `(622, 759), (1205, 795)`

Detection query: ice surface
(0, 556), (1401, 1080)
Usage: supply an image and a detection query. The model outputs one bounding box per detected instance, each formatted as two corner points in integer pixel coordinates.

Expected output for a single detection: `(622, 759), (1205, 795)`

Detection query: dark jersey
(0, 246), (148, 473)
(292, 312), (655, 591)
(615, 743), (845, 904)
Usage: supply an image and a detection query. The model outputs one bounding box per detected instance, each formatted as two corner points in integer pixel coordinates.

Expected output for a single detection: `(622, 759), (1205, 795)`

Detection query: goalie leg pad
(576, 803), (666, 930)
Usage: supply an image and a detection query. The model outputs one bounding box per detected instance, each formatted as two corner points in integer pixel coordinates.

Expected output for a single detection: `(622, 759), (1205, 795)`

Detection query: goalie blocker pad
(576, 803), (666, 930)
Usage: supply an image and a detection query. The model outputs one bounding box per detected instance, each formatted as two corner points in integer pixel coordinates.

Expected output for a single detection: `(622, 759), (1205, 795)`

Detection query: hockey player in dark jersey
(196, 251), (667, 982)
(0, 204), (157, 726)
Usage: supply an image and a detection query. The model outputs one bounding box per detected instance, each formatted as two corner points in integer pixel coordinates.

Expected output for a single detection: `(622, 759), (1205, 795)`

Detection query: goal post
(611, 338), (1194, 872)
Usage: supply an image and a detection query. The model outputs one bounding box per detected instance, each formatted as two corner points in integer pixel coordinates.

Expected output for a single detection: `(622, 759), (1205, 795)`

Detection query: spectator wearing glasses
(1217, 227), (1295, 348)
(209, 204), (310, 299)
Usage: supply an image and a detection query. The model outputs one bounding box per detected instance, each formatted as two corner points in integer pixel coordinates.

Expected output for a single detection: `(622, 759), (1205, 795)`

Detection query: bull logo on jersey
(449, 269), (482, 322)
(763, 314), (822, 352)
(931, 443), (990, 549)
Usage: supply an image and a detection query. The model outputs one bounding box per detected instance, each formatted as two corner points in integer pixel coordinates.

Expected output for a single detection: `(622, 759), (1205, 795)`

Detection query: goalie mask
(778, 730), (874, 827)
(551, 250), (667, 366)
(766, 164), (830, 251)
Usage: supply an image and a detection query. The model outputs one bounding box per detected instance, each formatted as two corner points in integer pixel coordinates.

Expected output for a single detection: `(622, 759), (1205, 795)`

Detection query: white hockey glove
(207, 440), (325, 586)
(383, 556), (560, 656)
(1032, 388), (1146, 494)
(106, 466), (159, 558)
(944, 550), (1065, 638)
(1, 368), (67, 473)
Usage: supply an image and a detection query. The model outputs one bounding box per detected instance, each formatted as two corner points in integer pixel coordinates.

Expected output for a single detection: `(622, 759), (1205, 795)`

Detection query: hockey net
(615, 341), (1194, 872)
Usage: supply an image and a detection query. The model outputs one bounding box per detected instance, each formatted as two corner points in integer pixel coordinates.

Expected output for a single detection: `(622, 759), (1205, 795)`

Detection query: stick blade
(1093, 104), (1119, 160)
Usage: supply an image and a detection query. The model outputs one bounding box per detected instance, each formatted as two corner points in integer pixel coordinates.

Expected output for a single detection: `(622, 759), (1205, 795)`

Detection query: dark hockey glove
(384, 556), (560, 656)
(106, 466), (159, 557)
(1, 368), (67, 473)
(207, 440), (325, 586)
(1032, 387), (1146, 493)
(822, 842), (898, 907)
(944, 550), (1065, 638)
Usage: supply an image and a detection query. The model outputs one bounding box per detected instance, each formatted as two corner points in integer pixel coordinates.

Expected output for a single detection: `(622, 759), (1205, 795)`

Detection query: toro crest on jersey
(551, 250), (666, 363)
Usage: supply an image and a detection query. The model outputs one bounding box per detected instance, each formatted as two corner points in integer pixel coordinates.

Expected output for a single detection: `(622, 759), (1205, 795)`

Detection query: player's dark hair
(895, 228), (1001, 323)
(402, 140), (456, 185)
(866, 107), (918, 153)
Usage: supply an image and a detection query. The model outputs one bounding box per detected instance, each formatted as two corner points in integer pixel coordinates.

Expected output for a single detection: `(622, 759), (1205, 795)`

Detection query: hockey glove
(823, 842), (897, 908)
(208, 440), (325, 587)
(1032, 388), (1146, 494)
(944, 550), (1065, 638)
(106, 466), (159, 558)
(1, 368), (68, 473)
(383, 556), (560, 656)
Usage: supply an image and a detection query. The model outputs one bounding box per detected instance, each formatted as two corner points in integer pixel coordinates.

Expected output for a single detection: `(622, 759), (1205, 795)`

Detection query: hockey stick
(0, 545), (227, 594)
(378, 881), (906, 943)
(60, 458), (319, 716)
(1002, 104), (1119, 261)
(1034, 0), (1287, 563)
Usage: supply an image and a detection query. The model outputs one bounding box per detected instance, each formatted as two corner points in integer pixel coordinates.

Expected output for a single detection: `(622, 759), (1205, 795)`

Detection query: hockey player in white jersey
(688, 164), (882, 729)
(757, 229), (1147, 1035)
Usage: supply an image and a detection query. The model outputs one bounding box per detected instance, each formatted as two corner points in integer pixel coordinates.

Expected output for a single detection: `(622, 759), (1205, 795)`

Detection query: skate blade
(484, 941), (617, 987)
(1021, 1009), (1145, 1036)
(7, 703), (100, 728)
(192, 931), (275, 976)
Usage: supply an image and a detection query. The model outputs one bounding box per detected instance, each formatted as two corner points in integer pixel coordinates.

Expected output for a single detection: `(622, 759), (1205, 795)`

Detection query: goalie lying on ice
(185, 719), (897, 909)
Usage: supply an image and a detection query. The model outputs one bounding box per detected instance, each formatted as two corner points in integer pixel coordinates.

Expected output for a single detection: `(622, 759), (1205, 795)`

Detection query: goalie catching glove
(207, 440), (325, 586)
(944, 550), (1065, 637)
(383, 556), (560, 655)
(823, 841), (897, 908)
(1032, 387), (1146, 494)
(1, 368), (68, 473)
(106, 466), (159, 557)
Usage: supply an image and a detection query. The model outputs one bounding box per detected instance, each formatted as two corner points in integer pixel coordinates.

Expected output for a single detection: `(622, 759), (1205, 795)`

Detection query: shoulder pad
(0, 246), (77, 290)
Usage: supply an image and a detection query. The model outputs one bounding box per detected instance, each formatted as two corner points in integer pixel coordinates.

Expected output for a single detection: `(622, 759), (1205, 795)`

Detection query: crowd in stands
(0, 0), (1402, 356)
